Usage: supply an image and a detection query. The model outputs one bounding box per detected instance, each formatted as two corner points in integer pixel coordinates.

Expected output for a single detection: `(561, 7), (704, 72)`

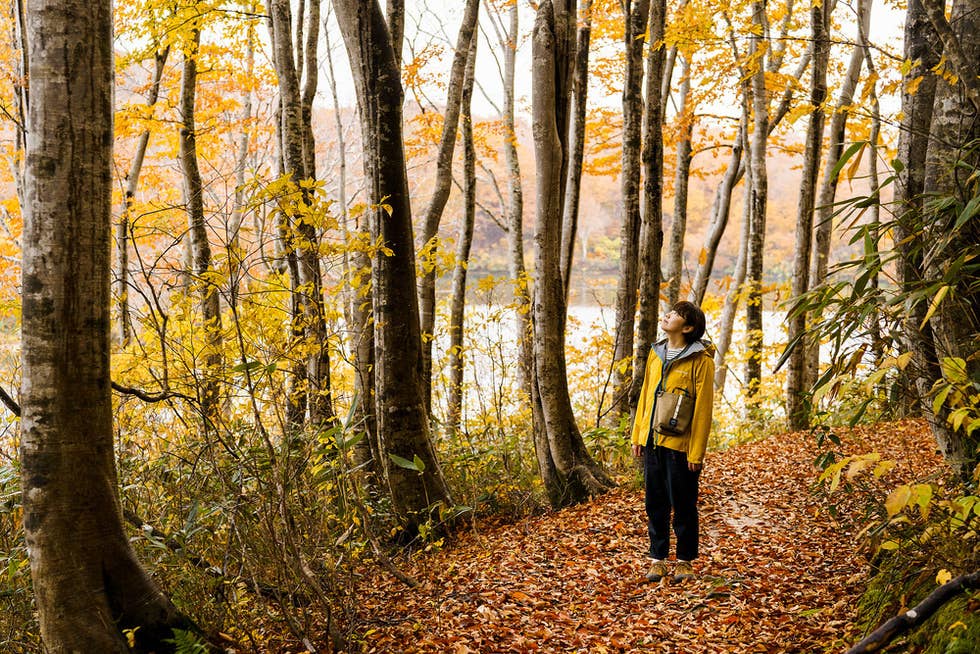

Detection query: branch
(110, 381), (195, 404)
(0, 385), (19, 417)
(921, 0), (980, 113)
(846, 570), (980, 654)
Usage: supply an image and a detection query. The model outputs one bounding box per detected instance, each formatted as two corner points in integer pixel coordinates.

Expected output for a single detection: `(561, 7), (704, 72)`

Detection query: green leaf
(389, 453), (423, 472)
(954, 195), (980, 231)
(830, 142), (867, 182)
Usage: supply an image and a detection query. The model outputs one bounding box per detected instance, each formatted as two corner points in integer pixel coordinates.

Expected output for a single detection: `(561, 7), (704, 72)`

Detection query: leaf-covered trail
(353, 421), (943, 653)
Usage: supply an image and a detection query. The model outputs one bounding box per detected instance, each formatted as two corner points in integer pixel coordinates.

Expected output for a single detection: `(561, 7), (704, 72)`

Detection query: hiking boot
(672, 560), (695, 583)
(645, 560), (667, 582)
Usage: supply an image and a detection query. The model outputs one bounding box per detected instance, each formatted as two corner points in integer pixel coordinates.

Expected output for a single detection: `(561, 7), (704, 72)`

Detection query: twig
(110, 381), (195, 404)
(845, 570), (980, 653)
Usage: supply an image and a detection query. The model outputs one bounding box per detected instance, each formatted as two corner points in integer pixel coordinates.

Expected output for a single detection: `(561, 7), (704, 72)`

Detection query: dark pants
(644, 444), (700, 561)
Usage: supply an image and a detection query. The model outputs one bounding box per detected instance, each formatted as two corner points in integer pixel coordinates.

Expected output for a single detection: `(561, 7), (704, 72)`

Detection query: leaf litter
(351, 420), (943, 653)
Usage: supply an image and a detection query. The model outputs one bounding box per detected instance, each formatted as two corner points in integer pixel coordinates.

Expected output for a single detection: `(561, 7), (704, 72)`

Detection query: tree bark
(630, 0), (667, 412)
(786, 0), (830, 430)
(416, 0), (481, 416)
(447, 35), (478, 432)
(21, 0), (191, 649)
(664, 54), (694, 307)
(560, 0), (593, 301)
(715, 177), (752, 393)
(531, 0), (613, 507)
(386, 0), (405, 70)
(609, 0), (650, 422)
(334, 0), (454, 531)
(744, 0), (770, 418)
(179, 26), (223, 430)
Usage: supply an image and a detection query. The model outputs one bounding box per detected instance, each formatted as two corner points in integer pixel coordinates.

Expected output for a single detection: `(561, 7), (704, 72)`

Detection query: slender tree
(609, 0), (650, 420)
(664, 54), (694, 307)
(179, 25), (224, 430)
(560, 0), (593, 299)
(447, 35), (479, 432)
(630, 0), (667, 411)
(416, 0), (481, 415)
(21, 0), (192, 647)
(118, 46), (170, 345)
(334, 0), (454, 531)
(785, 0), (830, 429)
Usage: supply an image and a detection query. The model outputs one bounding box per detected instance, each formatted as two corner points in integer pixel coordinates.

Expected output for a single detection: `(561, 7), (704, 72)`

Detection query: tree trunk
(447, 35), (478, 432)
(386, 0), (405, 70)
(179, 27), (223, 430)
(630, 0), (667, 412)
(118, 46), (169, 346)
(716, 181), (752, 392)
(894, 0), (944, 436)
(664, 54), (694, 307)
(560, 0), (593, 301)
(609, 0), (650, 422)
(786, 0), (830, 430)
(804, 0), (870, 391)
(270, 0), (334, 429)
(228, 22), (253, 310)
(325, 6), (378, 467)
(921, 0), (980, 476)
(416, 0), (481, 416)
(744, 0), (770, 418)
(21, 0), (191, 649)
(690, 116), (744, 304)
(334, 0), (454, 532)
(531, 0), (613, 507)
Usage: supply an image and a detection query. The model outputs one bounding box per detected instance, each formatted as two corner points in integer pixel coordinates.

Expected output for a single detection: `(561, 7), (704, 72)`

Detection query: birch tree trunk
(118, 46), (169, 345)
(447, 36), (478, 432)
(744, 0), (770, 418)
(531, 0), (613, 507)
(560, 0), (593, 300)
(179, 27), (223, 430)
(416, 0), (481, 416)
(664, 54), (694, 307)
(228, 22), (252, 309)
(21, 0), (192, 648)
(785, 0), (830, 430)
(334, 0), (454, 531)
(609, 0), (650, 421)
(630, 0), (667, 412)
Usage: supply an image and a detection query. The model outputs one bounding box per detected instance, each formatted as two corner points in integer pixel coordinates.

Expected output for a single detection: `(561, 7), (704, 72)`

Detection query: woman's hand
(632, 444), (643, 458)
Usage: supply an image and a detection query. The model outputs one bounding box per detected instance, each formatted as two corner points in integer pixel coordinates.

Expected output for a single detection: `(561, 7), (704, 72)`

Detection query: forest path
(353, 420), (942, 653)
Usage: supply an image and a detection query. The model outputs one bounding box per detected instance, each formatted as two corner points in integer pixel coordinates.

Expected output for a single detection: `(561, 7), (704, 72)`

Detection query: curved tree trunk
(609, 0), (650, 422)
(715, 180), (752, 393)
(785, 0), (830, 430)
(21, 0), (192, 649)
(179, 27), (223, 431)
(630, 0), (667, 412)
(416, 0), (481, 417)
(447, 35), (479, 432)
(334, 0), (454, 532)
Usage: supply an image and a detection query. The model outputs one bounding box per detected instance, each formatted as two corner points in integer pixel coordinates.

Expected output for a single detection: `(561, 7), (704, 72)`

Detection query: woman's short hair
(672, 301), (706, 343)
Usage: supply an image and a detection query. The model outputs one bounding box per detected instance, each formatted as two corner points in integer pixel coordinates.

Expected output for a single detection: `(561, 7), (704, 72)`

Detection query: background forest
(0, 0), (978, 651)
